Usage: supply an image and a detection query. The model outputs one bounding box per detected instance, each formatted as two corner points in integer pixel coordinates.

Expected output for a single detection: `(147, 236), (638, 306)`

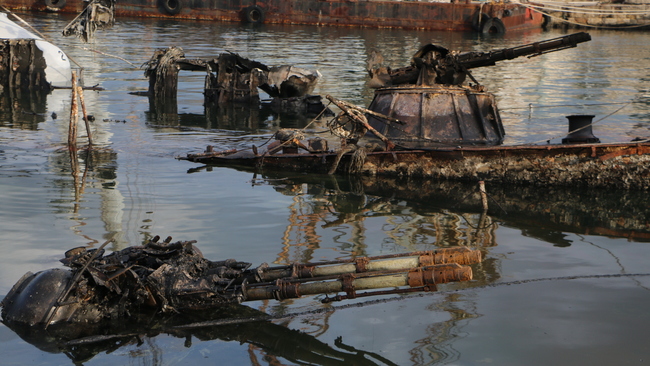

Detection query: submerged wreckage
(181, 32), (650, 190)
(1, 237), (481, 363)
(141, 45), (327, 117)
(1, 237), (481, 327)
(0, 12), (72, 90)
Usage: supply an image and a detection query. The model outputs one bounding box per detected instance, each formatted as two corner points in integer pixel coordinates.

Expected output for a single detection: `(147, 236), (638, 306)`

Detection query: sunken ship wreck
(181, 32), (650, 190)
(0, 236), (480, 362)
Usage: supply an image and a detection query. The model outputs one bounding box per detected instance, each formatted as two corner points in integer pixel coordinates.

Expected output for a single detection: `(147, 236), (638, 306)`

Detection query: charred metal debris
(62, 0), (116, 42)
(179, 33), (650, 190)
(1, 236), (481, 327)
(183, 32), (594, 161)
(141, 46), (329, 116)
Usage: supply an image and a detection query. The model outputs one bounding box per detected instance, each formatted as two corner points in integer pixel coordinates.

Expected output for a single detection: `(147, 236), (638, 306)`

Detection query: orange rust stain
(331, 7), (349, 17)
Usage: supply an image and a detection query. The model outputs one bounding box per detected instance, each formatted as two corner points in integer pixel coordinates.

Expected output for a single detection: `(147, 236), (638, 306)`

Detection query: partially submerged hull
(0, 13), (71, 87)
(181, 141), (650, 190)
(2, 0), (545, 32)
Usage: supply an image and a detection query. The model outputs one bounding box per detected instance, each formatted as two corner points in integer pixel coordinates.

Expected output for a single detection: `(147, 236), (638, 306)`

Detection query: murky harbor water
(1, 12), (650, 365)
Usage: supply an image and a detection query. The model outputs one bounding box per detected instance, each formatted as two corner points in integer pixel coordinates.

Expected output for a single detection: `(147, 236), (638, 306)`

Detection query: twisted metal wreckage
(140, 44), (327, 119)
(1, 236), (481, 327)
(3, 18), (649, 189)
(1, 237), (483, 364)
(180, 32), (650, 190)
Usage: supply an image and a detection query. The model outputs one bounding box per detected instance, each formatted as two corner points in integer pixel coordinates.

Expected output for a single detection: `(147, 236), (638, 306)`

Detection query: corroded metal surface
(1, 236), (479, 326)
(363, 33), (591, 147)
(367, 33), (592, 87)
(2, 0), (545, 32)
(367, 86), (504, 147)
(181, 141), (650, 189)
(0, 39), (50, 92)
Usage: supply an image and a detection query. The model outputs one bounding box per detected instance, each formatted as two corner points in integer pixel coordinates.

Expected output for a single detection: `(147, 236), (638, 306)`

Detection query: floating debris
(62, 0), (116, 42)
(141, 47), (328, 117)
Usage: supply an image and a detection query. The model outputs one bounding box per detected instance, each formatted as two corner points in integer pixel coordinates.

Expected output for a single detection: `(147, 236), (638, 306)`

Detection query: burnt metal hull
(181, 141), (650, 190)
(3, 0), (546, 32)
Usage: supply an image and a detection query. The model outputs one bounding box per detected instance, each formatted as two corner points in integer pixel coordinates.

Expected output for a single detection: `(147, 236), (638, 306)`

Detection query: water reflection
(47, 145), (127, 248)
(2, 15), (650, 365)
(0, 89), (50, 129)
(5, 305), (395, 365)
(243, 172), (650, 251)
(145, 92), (330, 132)
(264, 174), (499, 264)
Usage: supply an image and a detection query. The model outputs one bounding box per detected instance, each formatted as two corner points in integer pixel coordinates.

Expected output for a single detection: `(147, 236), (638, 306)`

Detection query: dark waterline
(1, 13), (650, 365)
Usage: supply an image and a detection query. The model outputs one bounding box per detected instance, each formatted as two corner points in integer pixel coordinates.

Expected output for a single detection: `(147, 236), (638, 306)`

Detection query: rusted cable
(326, 95), (395, 151)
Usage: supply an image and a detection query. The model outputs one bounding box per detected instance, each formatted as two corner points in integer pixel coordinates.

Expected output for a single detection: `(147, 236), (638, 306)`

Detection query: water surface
(1, 13), (650, 365)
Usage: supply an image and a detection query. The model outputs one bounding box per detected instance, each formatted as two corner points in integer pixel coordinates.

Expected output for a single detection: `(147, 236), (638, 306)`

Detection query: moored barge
(2, 0), (546, 33)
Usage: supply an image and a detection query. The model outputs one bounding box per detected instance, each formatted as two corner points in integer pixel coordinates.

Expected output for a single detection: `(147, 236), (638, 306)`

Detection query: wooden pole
(77, 85), (93, 146)
(68, 71), (78, 149)
(478, 180), (488, 212)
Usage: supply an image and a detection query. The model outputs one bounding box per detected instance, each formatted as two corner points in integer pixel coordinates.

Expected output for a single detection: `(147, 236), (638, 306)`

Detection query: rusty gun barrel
(250, 246), (481, 282)
(243, 263), (473, 302)
(1, 240), (482, 327)
(456, 32), (592, 69)
(371, 32), (592, 87)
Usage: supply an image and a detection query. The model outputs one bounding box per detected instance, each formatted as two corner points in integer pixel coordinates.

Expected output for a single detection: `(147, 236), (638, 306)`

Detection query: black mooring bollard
(562, 114), (600, 144)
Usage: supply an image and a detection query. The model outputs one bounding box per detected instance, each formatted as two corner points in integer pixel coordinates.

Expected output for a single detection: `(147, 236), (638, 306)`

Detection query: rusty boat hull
(3, 0), (546, 32)
(181, 141), (650, 190)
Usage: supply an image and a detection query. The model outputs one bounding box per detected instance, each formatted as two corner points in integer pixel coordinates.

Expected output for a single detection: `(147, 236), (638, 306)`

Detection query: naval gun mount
(365, 32), (592, 148)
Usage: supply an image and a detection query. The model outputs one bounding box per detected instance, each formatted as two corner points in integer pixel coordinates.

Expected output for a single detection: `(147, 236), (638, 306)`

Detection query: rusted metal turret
(365, 33), (592, 148)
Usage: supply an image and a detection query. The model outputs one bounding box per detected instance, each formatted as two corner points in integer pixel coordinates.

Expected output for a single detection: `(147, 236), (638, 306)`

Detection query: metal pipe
(244, 263), (473, 301)
(257, 247), (481, 281)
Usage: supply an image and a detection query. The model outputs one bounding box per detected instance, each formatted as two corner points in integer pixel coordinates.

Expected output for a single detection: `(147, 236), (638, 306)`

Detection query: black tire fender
(481, 18), (506, 34)
(243, 5), (265, 24)
(472, 12), (490, 32)
(44, 0), (66, 9)
(160, 0), (182, 15)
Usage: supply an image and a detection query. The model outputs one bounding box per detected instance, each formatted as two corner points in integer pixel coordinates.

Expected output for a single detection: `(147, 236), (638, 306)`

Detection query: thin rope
(515, 1), (650, 29)
(529, 3), (650, 15)
(499, 100), (644, 111)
